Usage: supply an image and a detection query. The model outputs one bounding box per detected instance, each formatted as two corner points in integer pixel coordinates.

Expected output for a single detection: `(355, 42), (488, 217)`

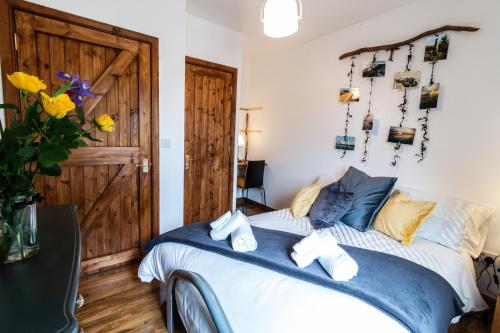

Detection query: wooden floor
(76, 201), (494, 333)
(77, 263), (166, 333)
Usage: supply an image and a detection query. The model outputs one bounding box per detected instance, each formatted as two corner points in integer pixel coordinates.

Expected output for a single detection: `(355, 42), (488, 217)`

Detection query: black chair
(237, 160), (266, 212)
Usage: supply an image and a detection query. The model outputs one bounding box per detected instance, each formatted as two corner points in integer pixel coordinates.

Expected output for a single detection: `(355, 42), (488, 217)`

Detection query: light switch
(161, 138), (172, 149)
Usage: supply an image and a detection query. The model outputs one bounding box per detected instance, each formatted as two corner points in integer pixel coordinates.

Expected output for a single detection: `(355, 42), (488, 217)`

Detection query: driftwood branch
(339, 25), (479, 60)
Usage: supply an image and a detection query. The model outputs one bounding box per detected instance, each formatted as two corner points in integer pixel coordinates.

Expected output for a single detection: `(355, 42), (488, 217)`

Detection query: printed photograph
(424, 34), (449, 62)
(387, 126), (416, 145)
(339, 88), (360, 104)
(393, 70), (421, 89)
(362, 61), (386, 78)
(362, 114), (374, 131)
(335, 135), (355, 151)
(419, 83), (440, 109)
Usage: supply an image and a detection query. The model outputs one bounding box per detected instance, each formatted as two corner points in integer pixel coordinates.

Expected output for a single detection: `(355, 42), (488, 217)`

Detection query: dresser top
(0, 205), (81, 333)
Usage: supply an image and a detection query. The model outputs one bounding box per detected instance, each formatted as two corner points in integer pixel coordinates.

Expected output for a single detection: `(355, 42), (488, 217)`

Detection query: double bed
(139, 208), (487, 333)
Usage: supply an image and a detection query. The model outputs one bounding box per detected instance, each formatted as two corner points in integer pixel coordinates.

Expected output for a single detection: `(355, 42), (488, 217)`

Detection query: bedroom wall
(241, 0), (500, 255)
(186, 14), (244, 209)
(23, 0), (187, 233)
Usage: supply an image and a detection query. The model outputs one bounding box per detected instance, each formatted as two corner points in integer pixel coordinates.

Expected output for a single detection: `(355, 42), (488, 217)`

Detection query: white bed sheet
(139, 209), (487, 333)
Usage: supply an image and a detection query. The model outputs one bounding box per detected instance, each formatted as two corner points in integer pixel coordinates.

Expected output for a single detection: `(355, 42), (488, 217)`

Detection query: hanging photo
(362, 114), (374, 131)
(393, 70), (421, 89)
(419, 83), (440, 109)
(336, 135), (355, 151)
(388, 126), (416, 145)
(339, 88), (360, 104)
(362, 61), (386, 78)
(424, 34), (449, 62)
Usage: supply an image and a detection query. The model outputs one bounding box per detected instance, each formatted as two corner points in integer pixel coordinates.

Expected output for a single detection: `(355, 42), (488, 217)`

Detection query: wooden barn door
(13, 10), (154, 273)
(184, 57), (237, 225)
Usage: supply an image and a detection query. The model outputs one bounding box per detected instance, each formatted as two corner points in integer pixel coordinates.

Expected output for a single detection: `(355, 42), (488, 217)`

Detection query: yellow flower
(7, 72), (47, 94)
(95, 114), (115, 132)
(40, 92), (75, 119)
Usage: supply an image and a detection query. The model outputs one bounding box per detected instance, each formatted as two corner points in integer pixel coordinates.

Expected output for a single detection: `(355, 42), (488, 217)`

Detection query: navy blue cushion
(309, 184), (353, 229)
(337, 167), (397, 231)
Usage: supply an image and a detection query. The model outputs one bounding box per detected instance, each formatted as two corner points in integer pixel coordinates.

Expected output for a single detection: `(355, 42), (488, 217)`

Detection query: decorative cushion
(316, 174), (342, 188)
(337, 167), (397, 231)
(309, 183), (353, 229)
(290, 183), (322, 218)
(396, 186), (495, 258)
(373, 191), (437, 245)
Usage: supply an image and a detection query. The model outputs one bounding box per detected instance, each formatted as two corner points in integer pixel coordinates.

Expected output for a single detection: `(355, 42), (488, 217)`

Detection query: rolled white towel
(210, 210), (246, 241)
(291, 230), (358, 281)
(292, 230), (321, 254)
(291, 250), (319, 268)
(231, 222), (257, 252)
(210, 211), (232, 230)
(318, 248), (358, 282)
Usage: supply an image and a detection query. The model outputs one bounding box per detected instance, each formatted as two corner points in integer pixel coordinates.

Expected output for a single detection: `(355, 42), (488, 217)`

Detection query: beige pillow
(290, 183), (321, 218)
(373, 191), (437, 245)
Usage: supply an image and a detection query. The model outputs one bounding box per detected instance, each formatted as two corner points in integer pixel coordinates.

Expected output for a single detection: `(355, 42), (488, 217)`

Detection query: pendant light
(260, 0), (303, 38)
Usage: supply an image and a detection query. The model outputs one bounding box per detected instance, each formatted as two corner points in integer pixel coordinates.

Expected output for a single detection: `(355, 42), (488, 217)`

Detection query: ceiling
(187, 0), (418, 59)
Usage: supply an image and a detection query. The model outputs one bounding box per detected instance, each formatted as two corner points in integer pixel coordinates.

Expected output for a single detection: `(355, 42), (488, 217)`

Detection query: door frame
(0, 0), (160, 240)
(184, 56), (238, 220)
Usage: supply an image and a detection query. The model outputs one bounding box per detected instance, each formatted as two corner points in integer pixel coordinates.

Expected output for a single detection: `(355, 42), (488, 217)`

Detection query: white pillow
(395, 186), (495, 258)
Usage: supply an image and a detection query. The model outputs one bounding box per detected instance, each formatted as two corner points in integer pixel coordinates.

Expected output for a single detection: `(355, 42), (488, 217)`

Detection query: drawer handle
(76, 294), (84, 309)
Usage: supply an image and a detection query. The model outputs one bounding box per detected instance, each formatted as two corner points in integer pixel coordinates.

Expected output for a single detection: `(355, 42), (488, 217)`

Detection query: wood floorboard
(77, 203), (494, 333)
(77, 262), (167, 333)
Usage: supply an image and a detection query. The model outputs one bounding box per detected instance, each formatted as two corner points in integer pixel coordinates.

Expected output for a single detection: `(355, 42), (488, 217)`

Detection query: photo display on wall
(336, 26), (476, 165)
(360, 53), (383, 163)
(336, 56), (358, 158)
(389, 44), (417, 167)
(416, 34), (448, 162)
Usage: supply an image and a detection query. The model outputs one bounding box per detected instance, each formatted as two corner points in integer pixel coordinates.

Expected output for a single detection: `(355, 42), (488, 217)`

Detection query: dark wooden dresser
(0, 205), (81, 333)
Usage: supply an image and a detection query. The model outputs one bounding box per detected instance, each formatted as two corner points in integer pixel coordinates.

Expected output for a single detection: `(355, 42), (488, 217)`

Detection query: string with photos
(416, 56), (437, 162)
(361, 53), (377, 163)
(391, 44), (414, 167)
(340, 56), (356, 158)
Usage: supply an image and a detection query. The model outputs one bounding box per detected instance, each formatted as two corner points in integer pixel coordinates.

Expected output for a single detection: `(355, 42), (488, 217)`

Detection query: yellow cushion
(373, 191), (437, 245)
(290, 183), (321, 218)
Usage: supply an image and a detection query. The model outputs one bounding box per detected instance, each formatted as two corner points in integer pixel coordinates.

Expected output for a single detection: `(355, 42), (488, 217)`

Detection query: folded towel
(291, 250), (319, 268)
(210, 211), (232, 230)
(318, 248), (359, 282)
(210, 210), (246, 241)
(231, 222), (257, 252)
(292, 230), (321, 254)
(291, 229), (358, 281)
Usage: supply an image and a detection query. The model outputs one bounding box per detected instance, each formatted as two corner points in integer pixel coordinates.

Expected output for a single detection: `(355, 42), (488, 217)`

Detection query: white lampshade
(261, 0), (302, 38)
(238, 133), (246, 147)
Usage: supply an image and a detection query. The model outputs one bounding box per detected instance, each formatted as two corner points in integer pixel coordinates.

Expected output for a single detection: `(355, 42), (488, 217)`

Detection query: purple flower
(56, 70), (95, 107)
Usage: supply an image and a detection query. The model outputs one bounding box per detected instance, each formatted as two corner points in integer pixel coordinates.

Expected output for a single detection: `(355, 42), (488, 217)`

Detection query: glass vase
(0, 199), (39, 264)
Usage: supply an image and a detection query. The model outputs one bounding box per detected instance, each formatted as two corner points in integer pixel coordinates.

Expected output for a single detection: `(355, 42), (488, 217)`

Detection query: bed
(139, 208), (487, 333)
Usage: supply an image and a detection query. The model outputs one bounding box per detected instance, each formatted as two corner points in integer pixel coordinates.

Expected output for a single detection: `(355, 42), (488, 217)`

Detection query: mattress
(139, 209), (487, 333)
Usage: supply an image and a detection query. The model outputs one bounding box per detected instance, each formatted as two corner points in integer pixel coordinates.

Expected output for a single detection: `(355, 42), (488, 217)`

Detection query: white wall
(186, 14), (244, 209)
(241, 0), (500, 254)
(25, 0), (187, 233)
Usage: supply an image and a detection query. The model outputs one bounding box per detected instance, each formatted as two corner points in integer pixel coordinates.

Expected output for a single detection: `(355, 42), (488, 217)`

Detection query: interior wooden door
(13, 10), (154, 272)
(184, 57), (237, 225)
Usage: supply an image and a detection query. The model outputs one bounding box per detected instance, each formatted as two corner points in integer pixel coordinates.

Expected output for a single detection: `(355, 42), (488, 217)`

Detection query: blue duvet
(145, 222), (463, 333)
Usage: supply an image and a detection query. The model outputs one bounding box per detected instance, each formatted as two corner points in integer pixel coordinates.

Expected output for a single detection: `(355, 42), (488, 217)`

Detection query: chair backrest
(244, 160), (265, 188)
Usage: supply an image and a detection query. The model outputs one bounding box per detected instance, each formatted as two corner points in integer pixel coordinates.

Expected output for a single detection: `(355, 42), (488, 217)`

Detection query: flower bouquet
(0, 70), (114, 263)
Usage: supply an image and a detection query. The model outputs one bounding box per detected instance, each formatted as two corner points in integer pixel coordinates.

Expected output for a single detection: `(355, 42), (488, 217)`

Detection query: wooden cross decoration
(239, 107), (262, 161)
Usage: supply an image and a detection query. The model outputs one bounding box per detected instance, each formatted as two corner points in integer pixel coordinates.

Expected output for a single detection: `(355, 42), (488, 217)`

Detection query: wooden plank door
(13, 10), (154, 273)
(184, 57), (237, 225)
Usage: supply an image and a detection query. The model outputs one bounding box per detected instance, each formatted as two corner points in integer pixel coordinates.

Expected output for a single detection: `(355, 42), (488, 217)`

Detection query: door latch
(136, 158), (149, 173)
